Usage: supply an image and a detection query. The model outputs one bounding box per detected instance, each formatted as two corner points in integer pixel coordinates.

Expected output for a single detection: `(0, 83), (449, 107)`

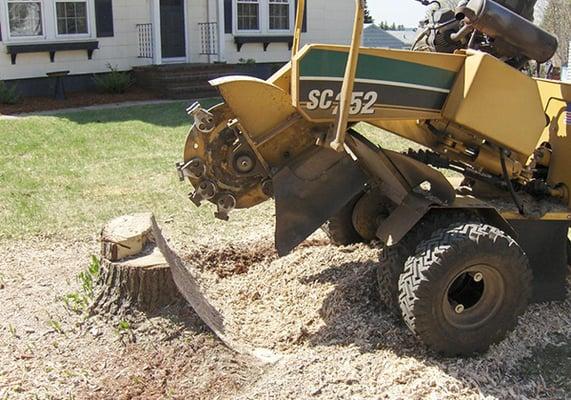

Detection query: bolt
(217, 194), (236, 210)
(261, 180), (273, 197)
(455, 304), (465, 314)
(419, 180), (432, 192)
(188, 158), (206, 179)
(473, 272), (484, 282)
(198, 181), (216, 199)
(235, 154), (255, 174)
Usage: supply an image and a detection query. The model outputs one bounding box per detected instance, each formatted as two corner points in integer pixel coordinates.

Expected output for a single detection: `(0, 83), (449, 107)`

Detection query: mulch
(0, 87), (161, 115)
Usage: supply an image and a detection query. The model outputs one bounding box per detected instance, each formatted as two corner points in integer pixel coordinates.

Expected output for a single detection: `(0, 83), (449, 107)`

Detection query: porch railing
(137, 23), (154, 59)
(199, 22), (218, 55)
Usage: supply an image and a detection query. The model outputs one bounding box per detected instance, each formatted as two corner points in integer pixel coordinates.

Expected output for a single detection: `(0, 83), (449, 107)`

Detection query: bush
(93, 64), (134, 94)
(0, 81), (21, 105)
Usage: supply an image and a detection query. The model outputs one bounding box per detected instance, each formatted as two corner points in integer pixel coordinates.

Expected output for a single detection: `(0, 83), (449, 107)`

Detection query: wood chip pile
(178, 234), (571, 399)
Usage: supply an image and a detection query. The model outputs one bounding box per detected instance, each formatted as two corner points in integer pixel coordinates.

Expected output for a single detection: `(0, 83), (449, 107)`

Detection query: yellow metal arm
(292, 0), (305, 56)
(330, 0), (364, 152)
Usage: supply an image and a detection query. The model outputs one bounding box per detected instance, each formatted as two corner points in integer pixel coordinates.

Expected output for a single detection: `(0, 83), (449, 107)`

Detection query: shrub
(93, 64), (134, 94)
(0, 81), (21, 104)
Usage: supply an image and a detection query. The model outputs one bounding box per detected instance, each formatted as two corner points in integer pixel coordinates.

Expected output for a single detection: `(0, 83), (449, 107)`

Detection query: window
(234, 0), (294, 34)
(2, 0), (94, 40)
(269, 0), (288, 30)
(237, 0), (259, 31)
(7, 0), (43, 37)
(56, 1), (88, 35)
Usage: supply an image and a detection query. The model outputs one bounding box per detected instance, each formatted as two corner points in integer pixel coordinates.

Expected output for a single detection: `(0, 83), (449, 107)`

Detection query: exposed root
(184, 238), (330, 279)
(186, 241), (278, 279)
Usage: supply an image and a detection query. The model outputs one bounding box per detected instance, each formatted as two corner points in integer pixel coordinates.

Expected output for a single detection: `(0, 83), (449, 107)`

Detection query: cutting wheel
(181, 103), (270, 217)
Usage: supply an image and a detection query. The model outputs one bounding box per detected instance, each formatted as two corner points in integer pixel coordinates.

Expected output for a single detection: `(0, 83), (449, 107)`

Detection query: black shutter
(0, 23), (2, 41)
(295, 0), (308, 32)
(224, 0), (232, 34)
(95, 0), (114, 38)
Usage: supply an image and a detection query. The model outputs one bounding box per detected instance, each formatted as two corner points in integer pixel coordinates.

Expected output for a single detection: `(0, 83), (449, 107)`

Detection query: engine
(414, 0), (557, 69)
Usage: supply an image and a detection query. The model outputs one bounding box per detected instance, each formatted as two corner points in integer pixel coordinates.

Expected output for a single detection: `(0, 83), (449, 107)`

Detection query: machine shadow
(145, 301), (211, 337)
(299, 258), (417, 355)
(49, 100), (207, 127)
(299, 256), (570, 398)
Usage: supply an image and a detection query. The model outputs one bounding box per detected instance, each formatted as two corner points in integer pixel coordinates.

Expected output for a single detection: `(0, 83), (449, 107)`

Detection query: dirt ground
(1, 225), (569, 399)
(0, 87), (159, 115)
(0, 238), (263, 399)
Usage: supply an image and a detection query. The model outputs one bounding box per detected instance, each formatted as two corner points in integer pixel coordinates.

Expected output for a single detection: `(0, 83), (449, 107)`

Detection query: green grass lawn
(0, 102), (446, 241)
(0, 100), (232, 240)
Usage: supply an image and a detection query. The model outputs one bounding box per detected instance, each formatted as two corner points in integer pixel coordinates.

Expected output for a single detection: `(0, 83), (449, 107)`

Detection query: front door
(160, 0), (186, 60)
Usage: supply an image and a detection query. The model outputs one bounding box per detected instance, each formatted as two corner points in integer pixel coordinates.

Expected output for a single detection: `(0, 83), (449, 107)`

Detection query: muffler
(456, 0), (558, 63)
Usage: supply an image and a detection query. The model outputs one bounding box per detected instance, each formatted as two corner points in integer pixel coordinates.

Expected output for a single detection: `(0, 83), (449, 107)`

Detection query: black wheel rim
(442, 264), (506, 330)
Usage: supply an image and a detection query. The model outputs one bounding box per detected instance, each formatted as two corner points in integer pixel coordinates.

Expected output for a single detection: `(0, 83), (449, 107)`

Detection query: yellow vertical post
(292, 0), (306, 56)
(330, 0), (364, 152)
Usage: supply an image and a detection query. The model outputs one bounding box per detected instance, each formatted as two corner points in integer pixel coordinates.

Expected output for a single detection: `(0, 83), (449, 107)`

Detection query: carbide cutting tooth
(189, 180), (217, 207)
(187, 102), (215, 133)
(188, 191), (201, 207)
(214, 193), (236, 221)
(177, 158), (206, 181)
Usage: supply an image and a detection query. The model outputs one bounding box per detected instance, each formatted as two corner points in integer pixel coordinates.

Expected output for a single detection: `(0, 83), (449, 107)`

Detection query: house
(384, 29), (417, 49)
(0, 0), (355, 95)
(363, 25), (417, 50)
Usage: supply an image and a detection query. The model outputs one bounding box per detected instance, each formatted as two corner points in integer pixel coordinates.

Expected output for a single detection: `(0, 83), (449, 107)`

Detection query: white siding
(0, 0), (356, 80)
(185, 0), (211, 63)
(0, 0), (153, 81)
(220, 0), (355, 63)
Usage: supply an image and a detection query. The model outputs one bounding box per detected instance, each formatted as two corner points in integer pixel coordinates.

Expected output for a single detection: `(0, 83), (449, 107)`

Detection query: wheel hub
(443, 264), (505, 329)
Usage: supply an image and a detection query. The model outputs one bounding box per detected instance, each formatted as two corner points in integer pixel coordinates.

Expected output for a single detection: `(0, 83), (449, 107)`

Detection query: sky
(368, 0), (428, 28)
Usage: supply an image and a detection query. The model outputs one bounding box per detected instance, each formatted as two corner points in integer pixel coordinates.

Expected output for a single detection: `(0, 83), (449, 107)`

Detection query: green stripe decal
(299, 49), (456, 90)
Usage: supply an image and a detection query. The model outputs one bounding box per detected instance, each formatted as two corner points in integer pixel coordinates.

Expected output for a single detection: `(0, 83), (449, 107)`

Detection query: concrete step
(134, 62), (283, 100)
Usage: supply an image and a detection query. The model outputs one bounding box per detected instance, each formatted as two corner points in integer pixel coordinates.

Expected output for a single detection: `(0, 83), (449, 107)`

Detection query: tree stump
(91, 213), (182, 315)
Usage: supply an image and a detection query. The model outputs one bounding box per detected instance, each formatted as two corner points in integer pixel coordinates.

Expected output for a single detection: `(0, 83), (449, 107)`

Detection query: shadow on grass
(53, 98), (222, 127)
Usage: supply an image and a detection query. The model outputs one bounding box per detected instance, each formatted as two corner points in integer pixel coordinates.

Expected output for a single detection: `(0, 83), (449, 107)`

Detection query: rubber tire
(376, 211), (481, 315)
(322, 196), (363, 246)
(398, 223), (533, 356)
(377, 244), (410, 314)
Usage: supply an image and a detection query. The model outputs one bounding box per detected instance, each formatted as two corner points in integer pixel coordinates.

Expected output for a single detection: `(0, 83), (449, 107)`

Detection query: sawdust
(1, 233), (569, 399)
(178, 235), (571, 399)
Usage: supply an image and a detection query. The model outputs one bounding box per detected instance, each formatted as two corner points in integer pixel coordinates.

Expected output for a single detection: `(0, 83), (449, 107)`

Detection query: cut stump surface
(92, 213), (182, 315)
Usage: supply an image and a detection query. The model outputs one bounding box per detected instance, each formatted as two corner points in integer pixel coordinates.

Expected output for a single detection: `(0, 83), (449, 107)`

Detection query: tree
(364, 0), (374, 23)
(539, 0), (571, 67)
(495, 0), (538, 20)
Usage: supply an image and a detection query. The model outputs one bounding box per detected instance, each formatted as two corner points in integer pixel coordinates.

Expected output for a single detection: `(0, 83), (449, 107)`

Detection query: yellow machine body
(536, 79), (571, 206)
(177, 0), (571, 357)
(211, 44), (571, 203)
(442, 50), (548, 159)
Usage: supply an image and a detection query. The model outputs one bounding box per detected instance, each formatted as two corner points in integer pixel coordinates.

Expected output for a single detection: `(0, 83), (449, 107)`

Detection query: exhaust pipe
(456, 0), (558, 63)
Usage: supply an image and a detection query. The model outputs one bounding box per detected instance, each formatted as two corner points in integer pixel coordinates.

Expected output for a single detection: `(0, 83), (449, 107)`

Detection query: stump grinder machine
(176, 0), (570, 355)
